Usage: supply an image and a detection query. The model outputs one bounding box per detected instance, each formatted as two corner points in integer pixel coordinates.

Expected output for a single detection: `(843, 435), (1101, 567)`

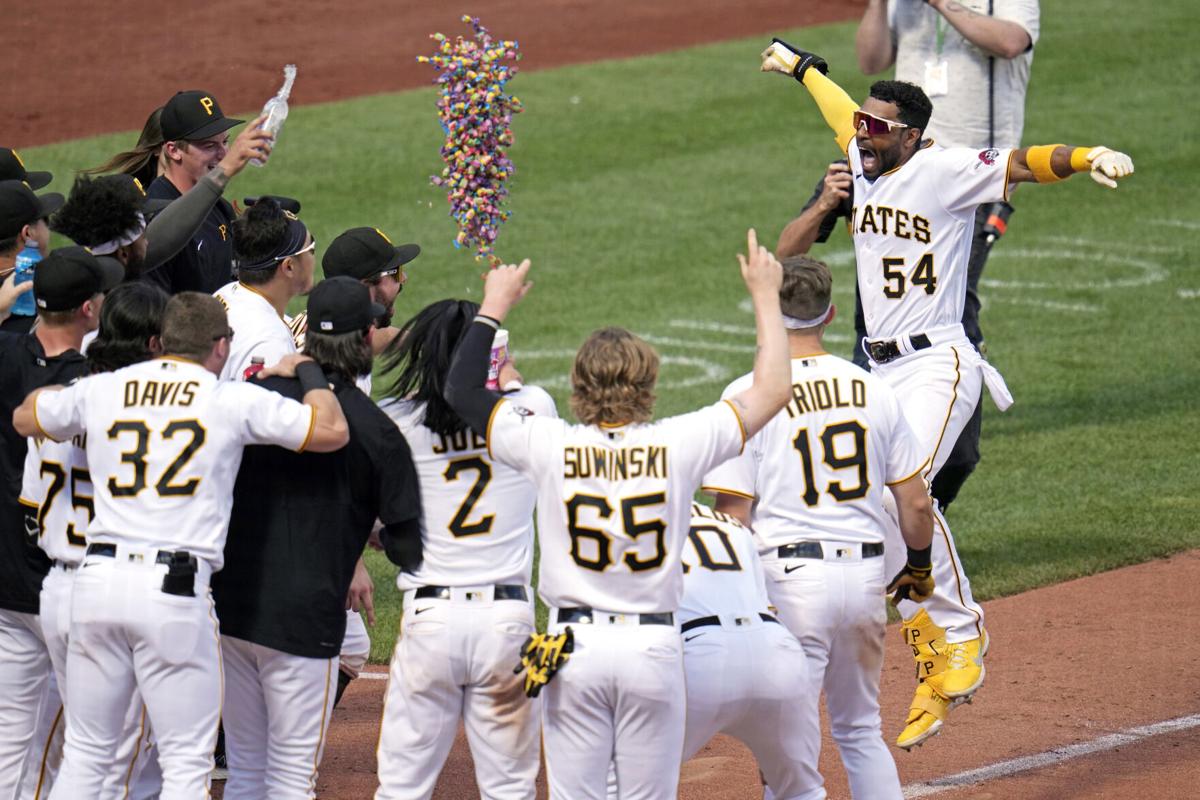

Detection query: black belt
(556, 607), (674, 626)
(681, 613), (780, 633)
(414, 584), (528, 601)
(866, 333), (931, 365)
(86, 542), (174, 565)
(778, 541), (884, 559)
(51, 560), (77, 571)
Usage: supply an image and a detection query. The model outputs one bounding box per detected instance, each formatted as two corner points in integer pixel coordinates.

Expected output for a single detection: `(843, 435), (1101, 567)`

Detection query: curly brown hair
(569, 327), (659, 426)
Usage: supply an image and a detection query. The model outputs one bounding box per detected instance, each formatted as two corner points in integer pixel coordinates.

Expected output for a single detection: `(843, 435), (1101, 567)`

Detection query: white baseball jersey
(847, 140), (1013, 340)
(380, 385), (557, 590)
(20, 434), (91, 565)
(679, 503), (771, 625)
(488, 399), (746, 613)
(32, 356), (316, 568)
(214, 281), (296, 381)
(704, 355), (925, 547)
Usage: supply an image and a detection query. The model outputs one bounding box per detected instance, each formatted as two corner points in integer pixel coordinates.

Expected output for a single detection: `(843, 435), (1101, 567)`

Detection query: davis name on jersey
(33, 357), (316, 568)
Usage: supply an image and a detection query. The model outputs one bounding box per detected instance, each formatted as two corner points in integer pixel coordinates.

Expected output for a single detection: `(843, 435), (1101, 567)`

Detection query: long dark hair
(85, 107), (165, 187)
(87, 283), (169, 373)
(379, 299), (479, 437)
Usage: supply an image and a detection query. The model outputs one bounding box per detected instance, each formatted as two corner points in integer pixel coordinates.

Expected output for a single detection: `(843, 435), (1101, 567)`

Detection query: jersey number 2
(444, 456), (494, 537)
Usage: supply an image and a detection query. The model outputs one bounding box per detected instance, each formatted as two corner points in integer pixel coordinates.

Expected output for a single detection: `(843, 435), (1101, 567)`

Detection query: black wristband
(906, 544), (933, 571)
(296, 361), (329, 394)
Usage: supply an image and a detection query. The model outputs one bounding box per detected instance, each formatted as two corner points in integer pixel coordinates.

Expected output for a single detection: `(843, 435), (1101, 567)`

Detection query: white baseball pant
(764, 544), (902, 800)
(32, 564), (161, 800)
(220, 636), (337, 800)
(339, 609), (370, 680)
(375, 587), (539, 800)
(872, 337), (988, 642)
(543, 616), (685, 800)
(0, 607), (52, 800)
(48, 551), (222, 800)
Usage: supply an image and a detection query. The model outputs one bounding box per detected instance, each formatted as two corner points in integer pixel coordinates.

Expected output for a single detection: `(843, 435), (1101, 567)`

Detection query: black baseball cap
(0, 149), (51, 190)
(306, 276), (386, 335)
(0, 180), (64, 239)
(161, 90), (244, 142)
(323, 227), (420, 281)
(33, 246), (123, 312)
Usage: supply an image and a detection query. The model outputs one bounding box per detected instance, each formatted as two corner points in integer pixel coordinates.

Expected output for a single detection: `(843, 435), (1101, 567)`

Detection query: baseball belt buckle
(835, 547), (853, 560)
(610, 613), (627, 625)
(867, 339), (899, 364)
(734, 616), (751, 627)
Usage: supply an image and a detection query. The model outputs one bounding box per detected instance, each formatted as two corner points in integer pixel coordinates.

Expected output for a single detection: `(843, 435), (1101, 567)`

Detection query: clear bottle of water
(250, 65), (297, 167)
(11, 240), (41, 317)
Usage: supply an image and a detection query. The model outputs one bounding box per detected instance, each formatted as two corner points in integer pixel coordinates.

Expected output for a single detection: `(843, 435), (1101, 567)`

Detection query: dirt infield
(6, 0), (860, 148)
(315, 550), (1200, 799)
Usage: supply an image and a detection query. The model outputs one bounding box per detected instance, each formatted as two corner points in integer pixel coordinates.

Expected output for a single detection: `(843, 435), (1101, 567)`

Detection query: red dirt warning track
(5, 0), (861, 148)
(313, 550), (1200, 799)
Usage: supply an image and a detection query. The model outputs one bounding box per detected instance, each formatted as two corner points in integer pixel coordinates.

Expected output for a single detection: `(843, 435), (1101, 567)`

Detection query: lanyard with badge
(924, 7), (950, 97)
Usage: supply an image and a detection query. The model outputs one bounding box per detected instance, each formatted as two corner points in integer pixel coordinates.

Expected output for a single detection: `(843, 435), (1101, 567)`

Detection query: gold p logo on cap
(200, 96), (215, 116)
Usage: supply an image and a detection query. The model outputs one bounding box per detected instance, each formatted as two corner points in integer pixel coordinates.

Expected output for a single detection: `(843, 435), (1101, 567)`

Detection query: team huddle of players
(0, 25), (1134, 800)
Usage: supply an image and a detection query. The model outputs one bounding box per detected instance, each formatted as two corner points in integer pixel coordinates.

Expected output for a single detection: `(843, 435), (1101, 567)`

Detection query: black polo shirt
(142, 175), (237, 295)
(213, 373), (421, 659)
(0, 331), (88, 613)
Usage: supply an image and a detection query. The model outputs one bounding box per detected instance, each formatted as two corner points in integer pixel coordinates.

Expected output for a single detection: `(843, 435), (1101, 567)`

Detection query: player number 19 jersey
(703, 355), (925, 547)
(488, 398), (746, 614)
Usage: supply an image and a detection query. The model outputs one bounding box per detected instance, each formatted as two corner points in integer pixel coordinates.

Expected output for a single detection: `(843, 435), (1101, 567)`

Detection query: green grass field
(25, 0), (1200, 662)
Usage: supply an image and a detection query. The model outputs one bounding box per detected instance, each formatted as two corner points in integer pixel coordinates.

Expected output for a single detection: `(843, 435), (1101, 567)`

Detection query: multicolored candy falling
(418, 16), (522, 266)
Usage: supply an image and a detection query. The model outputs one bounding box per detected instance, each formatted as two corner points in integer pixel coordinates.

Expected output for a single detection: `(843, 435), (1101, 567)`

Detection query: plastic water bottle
(11, 240), (40, 317)
(250, 64), (297, 167)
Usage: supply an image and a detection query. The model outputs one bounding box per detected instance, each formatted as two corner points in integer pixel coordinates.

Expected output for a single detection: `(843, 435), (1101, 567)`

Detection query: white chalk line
(902, 712), (1200, 798)
(1149, 219), (1200, 231)
(358, 671), (388, 681)
(987, 296), (1101, 314)
(1178, 289), (1200, 300)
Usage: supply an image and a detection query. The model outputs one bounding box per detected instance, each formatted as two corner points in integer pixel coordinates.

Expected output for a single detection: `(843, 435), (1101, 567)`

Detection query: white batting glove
(1086, 146), (1134, 189)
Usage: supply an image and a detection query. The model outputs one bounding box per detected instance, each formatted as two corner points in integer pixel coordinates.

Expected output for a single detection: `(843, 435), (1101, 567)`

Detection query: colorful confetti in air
(418, 16), (522, 266)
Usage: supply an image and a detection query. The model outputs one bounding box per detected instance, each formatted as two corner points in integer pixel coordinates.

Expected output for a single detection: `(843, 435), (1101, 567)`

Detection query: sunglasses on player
(853, 110), (910, 136)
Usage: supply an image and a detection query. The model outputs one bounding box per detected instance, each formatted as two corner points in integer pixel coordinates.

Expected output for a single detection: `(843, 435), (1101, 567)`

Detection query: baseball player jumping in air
(374, 299), (556, 800)
(14, 292), (349, 799)
(705, 256), (935, 798)
(760, 39), (1133, 748)
(443, 230), (792, 800)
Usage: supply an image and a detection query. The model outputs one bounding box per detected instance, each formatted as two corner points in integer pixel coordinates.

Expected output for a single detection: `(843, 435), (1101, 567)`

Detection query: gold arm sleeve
(801, 69), (859, 155)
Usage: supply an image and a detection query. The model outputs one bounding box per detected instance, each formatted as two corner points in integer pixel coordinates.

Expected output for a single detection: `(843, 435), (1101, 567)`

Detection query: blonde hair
(779, 255), (833, 321)
(570, 327), (659, 426)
